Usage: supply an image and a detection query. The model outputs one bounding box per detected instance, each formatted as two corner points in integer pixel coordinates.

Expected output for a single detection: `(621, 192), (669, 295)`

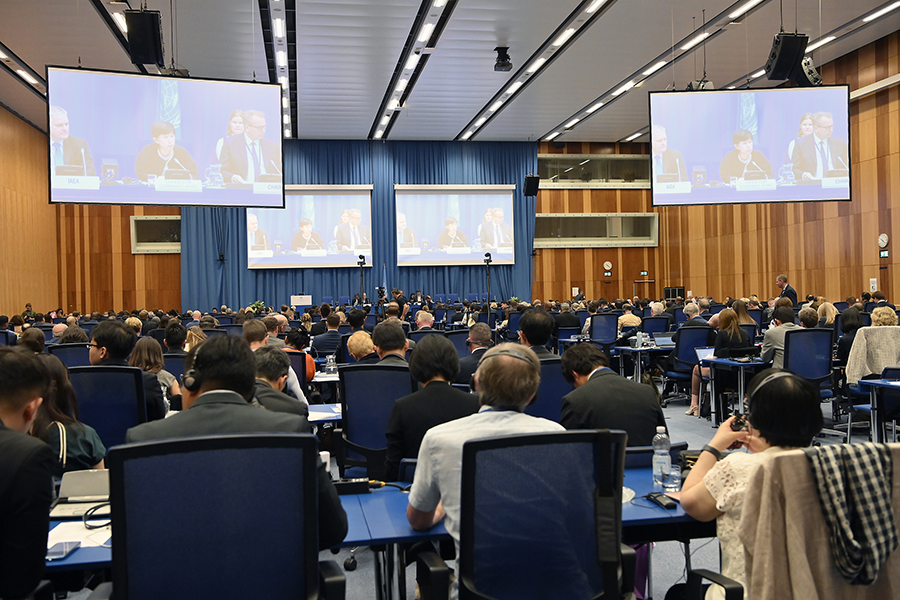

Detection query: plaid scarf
(804, 443), (898, 584)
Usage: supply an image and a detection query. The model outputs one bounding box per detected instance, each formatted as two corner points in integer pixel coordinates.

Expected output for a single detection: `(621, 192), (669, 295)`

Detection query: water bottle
(325, 354), (337, 375)
(652, 426), (671, 486)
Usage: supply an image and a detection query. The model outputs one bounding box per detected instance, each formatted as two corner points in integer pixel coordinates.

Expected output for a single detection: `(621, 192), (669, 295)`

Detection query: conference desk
(618, 345), (673, 382)
(855, 379), (900, 443)
(703, 357), (767, 425)
(309, 402), (342, 424)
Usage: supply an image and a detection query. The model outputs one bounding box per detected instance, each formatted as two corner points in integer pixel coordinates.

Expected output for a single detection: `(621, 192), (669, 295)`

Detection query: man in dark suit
(335, 208), (372, 252)
(310, 304), (332, 337)
(518, 307), (554, 358)
(455, 322), (491, 385)
(90, 320), (167, 421)
(775, 274), (798, 307)
(347, 330), (379, 364)
(220, 110), (282, 183)
(791, 112), (850, 181)
(0, 348), (56, 600)
(554, 302), (581, 329)
(247, 213), (269, 251)
(479, 208), (513, 250)
(384, 335), (479, 481)
(49, 105), (96, 176)
(650, 125), (688, 183)
(164, 322), (188, 355)
(311, 314), (341, 358)
(396, 212), (417, 247)
(559, 343), (666, 446)
(347, 309), (373, 333)
(253, 346), (309, 417)
(373, 321), (409, 365)
(872, 290), (896, 310)
(125, 336), (347, 550)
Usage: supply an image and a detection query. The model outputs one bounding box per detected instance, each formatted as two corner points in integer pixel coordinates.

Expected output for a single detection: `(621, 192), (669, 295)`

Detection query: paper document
(47, 521), (111, 548)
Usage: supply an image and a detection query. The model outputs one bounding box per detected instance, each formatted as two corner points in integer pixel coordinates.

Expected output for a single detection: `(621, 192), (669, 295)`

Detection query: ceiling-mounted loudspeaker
(686, 80), (714, 91)
(792, 56), (823, 87)
(765, 32), (808, 80)
(124, 10), (165, 67)
(523, 174), (540, 197)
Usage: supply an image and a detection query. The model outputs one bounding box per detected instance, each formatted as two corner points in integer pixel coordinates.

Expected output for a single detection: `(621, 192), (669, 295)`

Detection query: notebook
(50, 469), (110, 518)
(695, 347), (715, 362)
(653, 332), (676, 348)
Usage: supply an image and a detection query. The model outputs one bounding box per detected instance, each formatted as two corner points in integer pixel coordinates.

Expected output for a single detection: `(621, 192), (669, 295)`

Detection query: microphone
(81, 148), (87, 176)
(838, 156), (849, 170)
(270, 159), (283, 175)
(171, 158), (193, 179)
(751, 161), (768, 179)
(675, 157), (682, 182)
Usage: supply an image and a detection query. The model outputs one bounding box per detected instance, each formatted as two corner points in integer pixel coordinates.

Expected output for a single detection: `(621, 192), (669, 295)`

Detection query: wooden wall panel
(534, 31), (900, 305)
(0, 106), (59, 316)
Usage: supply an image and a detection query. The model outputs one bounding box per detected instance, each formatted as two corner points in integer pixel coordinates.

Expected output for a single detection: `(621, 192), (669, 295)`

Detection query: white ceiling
(1, 0), (899, 142)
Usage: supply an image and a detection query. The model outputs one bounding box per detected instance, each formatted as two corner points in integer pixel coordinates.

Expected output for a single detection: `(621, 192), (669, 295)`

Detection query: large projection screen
(47, 66), (284, 208)
(650, 85), (850, 206)
(248, 186), (373, 269)
(394, 185), (516, 267)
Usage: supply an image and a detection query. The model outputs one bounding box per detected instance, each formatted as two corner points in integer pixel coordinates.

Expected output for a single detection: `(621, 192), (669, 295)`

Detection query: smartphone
(46, 541), (80, 561)
(647, 492), (677, 510)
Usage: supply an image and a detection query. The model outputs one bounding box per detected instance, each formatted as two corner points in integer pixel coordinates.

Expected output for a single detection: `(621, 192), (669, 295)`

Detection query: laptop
(653, 332), (676, 348)
(695, 347), (715, 362)
(50, 469), (110, 518)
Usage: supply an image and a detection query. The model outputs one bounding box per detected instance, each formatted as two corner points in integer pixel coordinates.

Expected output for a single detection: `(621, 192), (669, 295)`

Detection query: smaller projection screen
(649, 85), (850, 206)
(47, 66), (284, 208)
(248, 186), (373, 269)
(394, 185), (516, 267)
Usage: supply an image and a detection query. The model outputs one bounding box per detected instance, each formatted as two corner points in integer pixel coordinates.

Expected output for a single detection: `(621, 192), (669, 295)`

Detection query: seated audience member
(32, 354), (106, 478)
(415, 310), (435, 331)
(676, 369), (823, 600)
(554, 302), (581, 329)
(311, 314), (341, 358)
(455, 322), (491, 385)
(581, 300), (600, 335)
(347, 309), (371, 333)
(310, 303), (332, 336)
(253, 346), (309, 417)
(125, 316), (143, 336)
(18, 328), (45, 353)
(618, 305), (642, 330)
(262, 316), (285, 348)
(798, 307), (819, 329)
(284, 327), (316, 382)
(384, 335), (479, 481)
(290, 218), (326, 252)
(10, 314), (26, 335)
(835, 307), (864, 367)
(817, 301), (838, 329)
(406, 344), (564, 551)
(719, 129), (774, 182)
(437, 216), (469, 249)
(58, 325), (89, 344)
(90, 320), (167, 421)
(164, 322), (188, 355)
(347, 331), (378, 364)
(872, 305), (898, 327)
(761, 307), (799, 369)
(134, 120), (199, 181)
(687, 308), (752, 416)
(129, 337), (181, 400)
(244, 320), (306, 404)
(184, 326), (207, 352)
(517, 308), (555, 358)
(0, 348), (56, 600)
(49, 323), (68, 344)
(560, 343), (666, 446)
(125, 337), (346, 549)
(372, 321), (409, 365)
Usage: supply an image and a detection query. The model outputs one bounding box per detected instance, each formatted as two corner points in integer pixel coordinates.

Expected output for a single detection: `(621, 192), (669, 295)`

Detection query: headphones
(478, 344), (535, 365)
(746, 370), (794, 406)
(181, 350), (205, 392)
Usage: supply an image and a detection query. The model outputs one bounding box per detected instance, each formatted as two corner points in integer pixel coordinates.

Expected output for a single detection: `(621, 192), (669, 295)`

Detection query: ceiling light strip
(0, 40), (46, 98)
(456, 0), (619, 141)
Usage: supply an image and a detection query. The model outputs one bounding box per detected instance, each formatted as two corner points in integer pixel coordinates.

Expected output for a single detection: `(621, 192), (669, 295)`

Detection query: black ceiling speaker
(124, 10), (165, 67)
(523, 174), (540, 197)
(764, 32), (808, 80)
(793, 56), (823, 87)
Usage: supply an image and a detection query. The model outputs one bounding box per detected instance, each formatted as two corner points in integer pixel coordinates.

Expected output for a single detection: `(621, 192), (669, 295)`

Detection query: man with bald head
(651, 125), (688, 183)
(49, 105), (96, 177)
(247, 213), (269, 251)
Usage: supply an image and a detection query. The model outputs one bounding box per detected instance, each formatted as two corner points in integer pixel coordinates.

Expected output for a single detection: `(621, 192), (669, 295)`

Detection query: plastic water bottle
(652, 426), (671, 486)
(325, 354), (337, 375)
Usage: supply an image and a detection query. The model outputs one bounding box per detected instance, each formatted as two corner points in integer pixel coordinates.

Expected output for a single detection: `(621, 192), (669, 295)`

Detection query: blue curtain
(181, 140), (536, 311)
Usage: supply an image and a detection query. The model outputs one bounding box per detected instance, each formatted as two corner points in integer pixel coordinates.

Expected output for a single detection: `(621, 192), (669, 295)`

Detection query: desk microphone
(270, 159), (283, 175)
(838, 156), (849, 170)
(171, 158), (193, 179)
(675, 158), (682, 182)
(751, 161), (768, 179)
(81, 148), (87, 176)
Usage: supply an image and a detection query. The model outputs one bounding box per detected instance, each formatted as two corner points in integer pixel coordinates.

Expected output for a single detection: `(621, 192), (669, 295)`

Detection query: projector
(686, 79), (714, 91)
(494, 46), (512, 72)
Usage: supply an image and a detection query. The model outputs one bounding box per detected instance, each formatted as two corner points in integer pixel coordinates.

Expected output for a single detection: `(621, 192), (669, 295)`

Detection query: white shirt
(243, 133), (267, 182)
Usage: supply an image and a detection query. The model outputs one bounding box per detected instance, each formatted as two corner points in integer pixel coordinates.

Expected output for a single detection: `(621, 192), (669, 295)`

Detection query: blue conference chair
(101, 434), (344, 600)
(467, 293), (479, 303)
(642, 316), (671, 335)
(576, 310), (590, 330)
(746, 308), (763, 330)
(216, 315), (234, 325)
(409, 329), (444, 344)
(416, 430), (634, 600)
(525, 358), (573, 422)
(434, 294), (446, 304)
(0, 330), (18, 346)
(202, 328), (226, 338)
(448, 293), (460, 304)
(662, 325), (716, 405)
(67, 366), (146, 449)
(833, 302), (849, 312)
(477, 311), (497, 329)
(783, 328), (845, 441)
(163, 353), (187, 382)
(338, 295), (350, 306)
(48, 343), (91, 367)
(321, 296), (333, 306)
(445, 329), (470, 359)
(505, 311), (523, 339)
(589, 313), (619, 353)
(218, 324), (244, 337)
(556, 327), (580, 354)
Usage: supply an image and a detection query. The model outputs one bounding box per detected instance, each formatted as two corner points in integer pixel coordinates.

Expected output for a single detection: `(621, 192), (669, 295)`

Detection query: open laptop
(50, 469), (110, 518)
(695, 347), (715, 362)
(653, 332), (676, 348)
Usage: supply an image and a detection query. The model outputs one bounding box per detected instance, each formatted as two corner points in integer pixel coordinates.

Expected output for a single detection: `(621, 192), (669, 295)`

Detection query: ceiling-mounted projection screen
(649, 85), (850, 206)
(248, 186), (373, 269)
(394, 185), (516, 267)
(47, 66), (284, 208)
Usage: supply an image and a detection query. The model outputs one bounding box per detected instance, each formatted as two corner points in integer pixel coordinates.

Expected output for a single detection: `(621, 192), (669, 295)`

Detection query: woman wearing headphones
(672, 369), (824, 600)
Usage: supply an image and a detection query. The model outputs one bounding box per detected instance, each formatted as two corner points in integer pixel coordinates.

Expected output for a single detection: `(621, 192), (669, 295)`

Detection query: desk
(308, 403), (342, 424)
(856, 379), (900, 443)
(45, 521), (111, 572)
(621, 468), (716, 545)
(618, 345), (672, 381)
(703, 357), (766, 425)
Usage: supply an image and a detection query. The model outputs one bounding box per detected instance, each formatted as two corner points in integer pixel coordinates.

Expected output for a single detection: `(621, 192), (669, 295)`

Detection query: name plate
(653, 182), (692, 194)
(253, 182), (282, 195)
(53, 176), (100, 190)
(496, 245), (514, 254)
(156, 178), (202, 192)
(735, 179), (777, 192)
(398, 247), (422, 255)
(822, 177), (850, 189)
(299, 249), (327, 257)
(445, 246), (472, 254)
(249, 250), (274, 258)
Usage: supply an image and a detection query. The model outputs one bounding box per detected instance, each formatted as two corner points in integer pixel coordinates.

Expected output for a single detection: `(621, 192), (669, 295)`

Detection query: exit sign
(881, 250), (889, 258)
(640, 271), (648, 276)
(604, 271), (612, 277)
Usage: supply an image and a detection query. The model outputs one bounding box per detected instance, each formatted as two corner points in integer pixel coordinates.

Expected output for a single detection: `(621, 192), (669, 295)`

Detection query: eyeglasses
(88, 343), (100, 349)
(245, 123), (266, 130)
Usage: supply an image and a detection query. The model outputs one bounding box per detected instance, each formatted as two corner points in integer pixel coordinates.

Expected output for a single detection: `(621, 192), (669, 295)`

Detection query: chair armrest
(687, 569), (743, 600)
(87, 581), (113, 600)
(319, 559), (346, 600)
(415, 550), (451, 600)
(620, 543), (637, 596)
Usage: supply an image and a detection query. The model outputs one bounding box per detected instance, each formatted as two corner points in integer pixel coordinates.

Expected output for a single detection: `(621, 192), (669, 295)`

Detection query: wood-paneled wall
(0, 107), (60, 315)
(535, 32), (900, 304)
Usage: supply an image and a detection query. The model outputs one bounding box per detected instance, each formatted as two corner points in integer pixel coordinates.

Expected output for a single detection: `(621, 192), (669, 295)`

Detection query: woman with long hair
(184, 326), (207, 352)
(215, 110), (244, 160)
(687, 308), (752, 416)
(129, 336), (181, 398)
(31, 354), (106, 478)
(817, 301), (838, 328)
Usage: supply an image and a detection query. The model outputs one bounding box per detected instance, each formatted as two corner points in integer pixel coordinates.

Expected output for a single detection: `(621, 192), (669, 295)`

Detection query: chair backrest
(338, 296), (350, 306)
(108, 434), (320, 600)
(740, 323), (758, 340)
(434, 308), (447, 323)
(882, 367), (900, 380)
(337, 323), (351, 335)
(68, 366), (146, 448)
(202, 328), (226, 337)
(672, 326), (716, 370)
(364, 314), (378, 328)
(576, 310), (590, 329)
(674, 307), (688, 324)
(216, 315), (234, 325)
(79, 323), (96, 337)
(338, 364), (415, 478)
(506, 311), (523, 335)
(448, 293), (460, 304)
(284, 350), (309, 388)
(783, 328), (834, 385)
(747, 308), (763, 330)
(147, 328), (167, 352)
(467, 293), (479, 303)
(435, 294), (446, 304)
(163, 354), (187, 382)
(525, 358), (573, 422)
(710, 304), (726, 315)
(590, 313), (619, 344)
(0, 330), (17, 346)
(459, 430), (627, 600)
(445, 329), (471, 358)
(556, 326), (580, 342)
(477, 311), (497, 328)
(409, 329), (444, 343)
(337, 333), (356, 365)
(860, 312), (872, 326)
(321, 296), (333, 306)
(642, 316), (670, 335)
(833, 302), (849, 312)
(624, 441), (689, 468)
(48, 343), (92, 367)
(398, 458), (418, 483)
(218, 324), (245, 337)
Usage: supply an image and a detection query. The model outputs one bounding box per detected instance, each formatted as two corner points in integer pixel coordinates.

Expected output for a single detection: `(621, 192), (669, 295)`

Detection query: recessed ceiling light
(273, 19), (284, 38)
(565, 118), (580, 128)
(276, 50), (287, 67)
(462, 131), (473, 140)
(680, 32), (709, 51)
(728, 0), (763, 19)
(405, 54), (420, 70)
(418, 23), (435, 43)
(642, 61), (667, 76)
(380, 115), (390, 126)
(544, 132), (561, 141)
(585, 0), (607, 14)
(113, 13), (127, 33)
(624, 132), (641, 141)
(434, 0), (448, 6)
(17, 70), (37, 85)
(475, 117), (487, 127)
(397, 79), (408, 92)
(579, 159), (590, 165)
(489, 100), (503, 112)
(527, 58), (546, 73)
(751, 69), (766, 78)
(806, 36), (836, 53)
(506, 81), (523, 95)
(283, 114), (290, 124)
(388, 99), (399, 110)
(375, 130), (384, 139)
(283, 128), (290, 137)
(586, 102), (604, 113)
(612, 81), (635, 96)
(282, 97), (288, 108)
(864, 1), (900, 22)
(553, 28), (576, 47)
